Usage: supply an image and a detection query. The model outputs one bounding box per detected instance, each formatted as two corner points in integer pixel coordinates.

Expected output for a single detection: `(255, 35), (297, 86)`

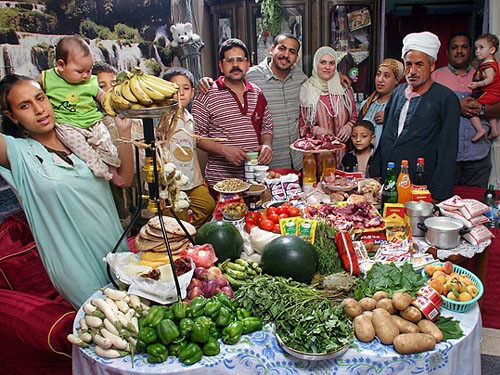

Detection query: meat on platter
(292, 134), (343, 151)
(304, 202), (383, 231)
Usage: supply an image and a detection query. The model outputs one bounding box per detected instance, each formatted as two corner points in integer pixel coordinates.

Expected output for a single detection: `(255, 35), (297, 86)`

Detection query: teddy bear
(170, 22), (201, 48)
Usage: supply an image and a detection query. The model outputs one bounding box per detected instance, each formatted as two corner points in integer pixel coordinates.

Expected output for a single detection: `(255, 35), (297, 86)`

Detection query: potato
(417, 320), (444, 343)
(342, 298), (362, 318)
(392, 292), (413, 311)
(391, 315), (419, 333)
(401, 306), (422, 323)
(372, 291), (389, 301)
(376, 298), (397, 314)
(354, 315), (376, 342)
(359, 297), (377, 311)
(372, 308), (399, 345)
(362, 310), (374, 320)
(393, 333), (436, 354)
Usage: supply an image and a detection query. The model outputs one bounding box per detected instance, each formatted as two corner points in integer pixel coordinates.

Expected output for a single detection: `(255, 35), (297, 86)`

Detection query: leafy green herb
(314, 220), (343, 275)
(433, 316), (464, 341)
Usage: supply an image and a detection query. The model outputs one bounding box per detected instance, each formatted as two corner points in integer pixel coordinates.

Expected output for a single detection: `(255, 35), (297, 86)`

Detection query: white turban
(401, 31), (441, 60)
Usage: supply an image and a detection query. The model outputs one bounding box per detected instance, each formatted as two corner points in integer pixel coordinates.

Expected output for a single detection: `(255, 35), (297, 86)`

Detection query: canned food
(417, 285), (443, 309)
(284, 219), (297, 236)
(412, 295), (440, 321)
(299, 221), (312, 240)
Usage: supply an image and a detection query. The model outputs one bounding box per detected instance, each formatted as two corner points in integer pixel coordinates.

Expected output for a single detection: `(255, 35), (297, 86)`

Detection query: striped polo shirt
(192, 76), (273, 188)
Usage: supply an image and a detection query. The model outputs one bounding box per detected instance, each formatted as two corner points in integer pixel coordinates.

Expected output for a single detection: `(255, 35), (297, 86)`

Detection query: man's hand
(339, 73), (352, 89)
(460, 97), (481, 118)
(374, 110), (385, 124)
(196, 77), (214, 94)
(219, 144), (250, 166)
(258, 144), (273, 165)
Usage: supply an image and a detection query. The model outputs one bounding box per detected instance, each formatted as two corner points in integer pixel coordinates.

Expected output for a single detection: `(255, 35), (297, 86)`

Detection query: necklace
(44, 145), (73, 166)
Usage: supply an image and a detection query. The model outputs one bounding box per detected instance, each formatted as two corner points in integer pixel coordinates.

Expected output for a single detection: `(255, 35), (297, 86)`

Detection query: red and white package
(438, 195), (464, 211)
(265, 177), (286, 201)
(462, 224), (495, 245)
(281, 173), (302, 200)
(458, 199), (490, 220)
(440, 209), (489, 228)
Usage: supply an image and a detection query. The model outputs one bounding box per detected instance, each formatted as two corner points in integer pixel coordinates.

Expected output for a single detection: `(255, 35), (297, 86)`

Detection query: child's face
(168, 74), (194, 108)
(96, 71), (116, 93)
(350, 126), (375, 151)
(57, 52), (94, 84)
(474, 38), (495, 61)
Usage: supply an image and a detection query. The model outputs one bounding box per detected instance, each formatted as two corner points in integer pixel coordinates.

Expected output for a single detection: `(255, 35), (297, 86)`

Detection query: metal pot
(417, 217), (470, 249)
(404, 201), (435, 237)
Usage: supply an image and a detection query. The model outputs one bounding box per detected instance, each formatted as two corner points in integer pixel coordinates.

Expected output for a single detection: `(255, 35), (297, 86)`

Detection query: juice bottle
(397, 159), (412, 204)
(302, 153), (317, 191)
(412, 157), (427, 190)
(320, 151), (336, 179)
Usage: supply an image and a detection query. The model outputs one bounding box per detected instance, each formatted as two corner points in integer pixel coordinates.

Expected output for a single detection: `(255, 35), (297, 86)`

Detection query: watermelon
(195, 221), (243, 263)
(261, 236), (318, 284)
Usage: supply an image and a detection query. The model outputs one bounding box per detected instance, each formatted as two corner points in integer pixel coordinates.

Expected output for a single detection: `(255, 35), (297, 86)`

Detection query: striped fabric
(192, 76), (273, 188)
(246, 57), (307, 170)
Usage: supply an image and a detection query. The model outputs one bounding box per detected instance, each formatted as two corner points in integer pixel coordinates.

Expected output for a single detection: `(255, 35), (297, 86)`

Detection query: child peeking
(340, 120), (375, 177)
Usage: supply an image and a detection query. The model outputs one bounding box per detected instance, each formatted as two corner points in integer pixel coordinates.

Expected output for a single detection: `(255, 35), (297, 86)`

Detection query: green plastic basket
(421, 262), (484, 313)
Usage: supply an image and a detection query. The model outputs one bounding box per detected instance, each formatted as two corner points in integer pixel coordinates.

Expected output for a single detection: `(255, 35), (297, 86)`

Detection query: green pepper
(179, 342), (203, 365)
(157, 318), (180, 346)
(222, 320), (243, 345)
(172, 299), (187, 321)
(202, 336), (221, 356)
(168, 339), (187, 357)
(241, 317), (263, 334)
(204, 299), (221, 319)
(236, 307), (251, 321)
(179, 318), (194, 337)
(209, 325), (221, 339)
(186, 296), (208, 318)
(136, 339), (147, 353)
(215, 305), (234, 327)
(137, 326), (158, 344)
(147, 342), (168, 363)
(142, 305), (167, 328)
(216, 292), (235, 312)
(164, 307), (175, 321)
(195, 315), (214, 328)
(190, 320), (210, 344)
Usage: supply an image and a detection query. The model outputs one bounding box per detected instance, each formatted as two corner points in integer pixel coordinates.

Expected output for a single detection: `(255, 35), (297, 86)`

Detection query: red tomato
(281, 202), (293, 207)
(257, 215), (268, 225)
(268, 213), (280, 224)
(245, 222), (256, 233)
(272, 223), (281, 234)
(278, 213), (289, 220)
(276, 206), (288, 215)
(266, 207), (277, 216)
(287, 206), (300, 217)
(245, 211), (259, 225)
(259, 219), (275, 231)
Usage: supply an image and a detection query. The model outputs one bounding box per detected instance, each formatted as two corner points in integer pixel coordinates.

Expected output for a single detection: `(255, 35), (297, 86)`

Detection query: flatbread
(148, 215), (196, 236)
(150, 238), (190, 253)
(134, 236), (165, 251)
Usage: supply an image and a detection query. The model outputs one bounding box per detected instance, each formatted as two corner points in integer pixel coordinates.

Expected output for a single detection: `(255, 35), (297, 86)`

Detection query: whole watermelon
(195, 221), (243, 263)
(261, 236), (318, 284)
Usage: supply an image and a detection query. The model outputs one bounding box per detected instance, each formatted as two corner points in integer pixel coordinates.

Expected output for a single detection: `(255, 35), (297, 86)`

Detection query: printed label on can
(284, 219), (297, 236)
(417, 285), (443, 309)
(412, 295), (440, 321)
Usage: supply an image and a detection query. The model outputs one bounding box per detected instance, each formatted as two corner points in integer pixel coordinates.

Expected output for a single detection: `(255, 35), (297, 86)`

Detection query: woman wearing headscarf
(299, 46), (357, 166)
(358, 58), (404, 149)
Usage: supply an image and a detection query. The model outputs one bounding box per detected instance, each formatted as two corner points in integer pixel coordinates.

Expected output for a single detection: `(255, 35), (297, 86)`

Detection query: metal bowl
(275, 333), (350, 361)
(119, 103), (178, 119)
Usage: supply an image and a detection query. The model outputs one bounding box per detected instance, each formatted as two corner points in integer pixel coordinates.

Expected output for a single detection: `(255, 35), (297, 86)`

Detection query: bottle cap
(388, 162), (395, 168)
(418, 157), (424, 163)
(401, 160), (408, 166)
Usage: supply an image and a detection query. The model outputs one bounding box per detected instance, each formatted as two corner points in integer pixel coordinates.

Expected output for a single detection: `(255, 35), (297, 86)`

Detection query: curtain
(488, 0), (500, 188)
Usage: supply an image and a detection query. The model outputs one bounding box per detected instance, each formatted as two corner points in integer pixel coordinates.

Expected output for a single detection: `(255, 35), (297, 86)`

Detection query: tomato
(257, 215), (268, 225)
(276, 206), (288, 215)
(259, 219), (275, 231)
(245, 222), (256, 233)
(278, 213), (289, 220)
(266, 207), (277, 216)
(281, 202), (293, 207)
(268, 213), (280, 224)
(245, 211), (260, 225)
(272, 223), (281, 234)
(287, 206), (301, 217)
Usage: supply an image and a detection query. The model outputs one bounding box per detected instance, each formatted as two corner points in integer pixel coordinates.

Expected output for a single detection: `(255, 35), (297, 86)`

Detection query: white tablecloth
(72, 301), (482, 375)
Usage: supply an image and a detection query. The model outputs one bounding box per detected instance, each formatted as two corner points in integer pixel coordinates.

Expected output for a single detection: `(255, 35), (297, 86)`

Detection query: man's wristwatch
(479, 104), (486, 116)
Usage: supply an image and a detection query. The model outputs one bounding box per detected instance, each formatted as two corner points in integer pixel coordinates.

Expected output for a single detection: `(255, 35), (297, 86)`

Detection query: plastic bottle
(302, 153), (317, 191)
(320, 151), (336, 179)
(483, 184), (498, 228)
(397, 160), (413, 204)
(381, 162), (397, 212)
(412, 157), (427, 190)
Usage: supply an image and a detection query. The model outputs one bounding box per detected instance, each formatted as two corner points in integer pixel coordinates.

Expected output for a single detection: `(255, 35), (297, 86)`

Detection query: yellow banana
(129, 74), (153, 106)
(143, 74), (179, 90)
(102, 90), (116, 116)
(140, 75), (178, 99)
(110, 85), (132, 110)
(119, 79), (139, 103)
(136, 75), (166, 103)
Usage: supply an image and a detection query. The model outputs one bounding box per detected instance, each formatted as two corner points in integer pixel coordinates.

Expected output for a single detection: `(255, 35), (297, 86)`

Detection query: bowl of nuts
(221, 202), (248, 221)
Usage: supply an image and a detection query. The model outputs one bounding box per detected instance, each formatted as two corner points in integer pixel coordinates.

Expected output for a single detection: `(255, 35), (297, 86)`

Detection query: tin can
(284, 219), (297, 236)
(417, 285), (443, 309)
(412, 295), (440, 321)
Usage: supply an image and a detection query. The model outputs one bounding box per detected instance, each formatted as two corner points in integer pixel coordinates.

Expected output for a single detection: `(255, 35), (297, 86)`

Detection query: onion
(187, 278), (204, 291)
(214, 276), (228, 288)
(194, 267), (208, 281)
(188, 286), (203, 300)
(206, 266), (223, 281)
(221, 286), (234, 299)
(203, 280), (221, 298)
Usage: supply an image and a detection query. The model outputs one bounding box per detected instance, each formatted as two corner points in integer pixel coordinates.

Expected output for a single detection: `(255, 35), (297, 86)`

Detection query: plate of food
(322, 179), (357, 192)
(213, 178), (250, 194)
(290, 134), (345, 153)
(275, 333), (350, 361)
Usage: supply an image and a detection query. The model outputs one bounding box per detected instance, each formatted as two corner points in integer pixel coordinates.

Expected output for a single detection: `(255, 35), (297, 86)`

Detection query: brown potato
(391, 315), (419, 333)
(393, 333), (436, 354)
(401, 306), (423, 323)
(392, 292), (413, 311)
(417, 320), (444, 343)
(359, 297), (377, 311)
(362, 311), (374, 320)
(376, 298), (397, 314)
(372, 308), (399, 345)
(342, 298), (362, 318)
(372, 291), (389, 301)
(354, 315), (376, 342)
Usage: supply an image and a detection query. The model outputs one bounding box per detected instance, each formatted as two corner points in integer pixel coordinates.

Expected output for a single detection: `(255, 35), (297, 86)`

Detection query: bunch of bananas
(102, 68), (178, 116)
(218, 259), (263, 290)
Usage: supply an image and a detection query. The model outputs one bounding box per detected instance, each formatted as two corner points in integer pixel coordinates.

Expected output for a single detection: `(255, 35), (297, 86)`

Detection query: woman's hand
(374, 111), (384, 124)
(337, 124), (352, 143)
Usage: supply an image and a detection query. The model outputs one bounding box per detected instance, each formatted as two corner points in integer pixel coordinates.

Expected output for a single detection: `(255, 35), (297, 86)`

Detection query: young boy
(39, 36), (120, 180)
(341, 120), (376, 177)
(162, 67), (215, 228)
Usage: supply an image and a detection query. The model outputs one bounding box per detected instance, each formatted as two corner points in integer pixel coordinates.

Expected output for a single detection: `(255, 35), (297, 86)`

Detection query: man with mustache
(432, 32), (492, 188)
(192, 38), (273, 192)
(370, 31), (460, 201)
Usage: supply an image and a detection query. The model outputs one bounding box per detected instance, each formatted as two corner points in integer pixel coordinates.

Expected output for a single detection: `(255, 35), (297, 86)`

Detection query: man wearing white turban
(370, 31), (461, 201)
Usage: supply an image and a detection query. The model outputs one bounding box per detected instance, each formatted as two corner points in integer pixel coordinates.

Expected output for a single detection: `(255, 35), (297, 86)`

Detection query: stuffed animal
(170, 22), (201, 48)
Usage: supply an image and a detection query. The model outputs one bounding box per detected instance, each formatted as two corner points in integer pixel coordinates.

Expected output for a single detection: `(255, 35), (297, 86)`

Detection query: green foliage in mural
(255, 0), (287, 37)
(0, 8), (57, 33)
(114, 23), (141, 42)
(80, 19), (113, 40)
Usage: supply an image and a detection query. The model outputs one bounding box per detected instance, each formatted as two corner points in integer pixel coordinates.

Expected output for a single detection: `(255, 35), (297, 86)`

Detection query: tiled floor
(482, 328), (500, 374)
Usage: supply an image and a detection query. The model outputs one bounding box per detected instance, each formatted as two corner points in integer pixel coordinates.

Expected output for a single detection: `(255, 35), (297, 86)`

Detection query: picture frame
(218, 17), (232, 46)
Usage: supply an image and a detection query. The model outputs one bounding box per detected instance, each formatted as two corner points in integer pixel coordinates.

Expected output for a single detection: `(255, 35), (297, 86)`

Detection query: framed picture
(347, 7), (371, 32)
(218, 17), (232, 46)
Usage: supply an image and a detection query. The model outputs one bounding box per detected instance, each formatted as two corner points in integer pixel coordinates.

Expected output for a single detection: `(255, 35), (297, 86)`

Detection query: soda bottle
(302, 153), (317, 191)
(412, 157), (427, 190)
(320, 151), (336, 179)
(397, 160), (413, 204)
(483, 184), (498, 228)
(381, 162), (397, 212)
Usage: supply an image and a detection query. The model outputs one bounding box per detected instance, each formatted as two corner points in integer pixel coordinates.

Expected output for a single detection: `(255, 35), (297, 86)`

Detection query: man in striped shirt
(192, 38), (274, 190)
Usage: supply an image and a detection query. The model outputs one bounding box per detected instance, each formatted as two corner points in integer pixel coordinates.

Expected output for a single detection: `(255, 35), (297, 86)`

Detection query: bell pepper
(204, 299), (221, 319)
(241, 316), (263, 334)
(202, 336), (221, 356)
(157, 318), (180, 346)
(222, 320), (243, 345)
(137, 326), (158, 345)
(164, 307), (175, 321)
(172, 299), (187, 321)
(216, 292), (235, 312)
(142, 305), (167, 329)
(236, 307), (251, 321)
(215, 305), (234, 327)
(209, 325), (221, 339)
(147, 342), (168, 363)
(179, 342), (203, 365)
(195, 315), (214, 328)
(179, 318), (194, 337)
(168, 339), (187, 357)
(186, 296), (208, 318)
(190, 320), (210, 344)
(136, 339), (147, 353)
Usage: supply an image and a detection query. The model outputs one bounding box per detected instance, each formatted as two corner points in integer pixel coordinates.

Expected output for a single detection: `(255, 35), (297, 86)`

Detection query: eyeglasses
(222, 56), (247, 64)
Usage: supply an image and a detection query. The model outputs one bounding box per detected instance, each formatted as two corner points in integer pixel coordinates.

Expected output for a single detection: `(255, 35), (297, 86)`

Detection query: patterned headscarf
(379, 58), (404, 83)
